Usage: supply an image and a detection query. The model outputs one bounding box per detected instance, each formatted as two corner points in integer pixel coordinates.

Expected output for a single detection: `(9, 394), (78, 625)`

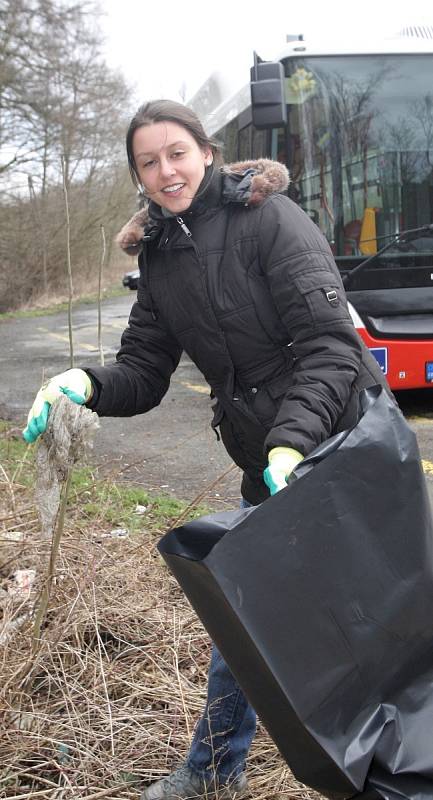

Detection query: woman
(24, 100), (388, 799)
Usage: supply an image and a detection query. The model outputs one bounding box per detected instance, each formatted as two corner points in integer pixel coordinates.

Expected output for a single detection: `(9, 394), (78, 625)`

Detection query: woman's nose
(160, 157), (176, 178)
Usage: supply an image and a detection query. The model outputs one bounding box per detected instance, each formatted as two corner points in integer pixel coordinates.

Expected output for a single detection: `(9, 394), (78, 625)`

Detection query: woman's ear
(204, 150), (213, 167)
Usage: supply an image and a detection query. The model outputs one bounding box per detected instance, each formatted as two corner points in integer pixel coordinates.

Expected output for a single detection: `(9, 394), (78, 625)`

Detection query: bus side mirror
(250, 59), (287, 129)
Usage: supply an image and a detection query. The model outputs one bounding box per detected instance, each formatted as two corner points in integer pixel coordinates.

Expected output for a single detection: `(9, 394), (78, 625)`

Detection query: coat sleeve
(257, 194), (363, 456)
(85, 274), (182, 417)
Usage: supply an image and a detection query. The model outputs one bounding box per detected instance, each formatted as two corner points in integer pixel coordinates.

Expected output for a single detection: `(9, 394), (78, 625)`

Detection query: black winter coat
(87, 160), (387, 504)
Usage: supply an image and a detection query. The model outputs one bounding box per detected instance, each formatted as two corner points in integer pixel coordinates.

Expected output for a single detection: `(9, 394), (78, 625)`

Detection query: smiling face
(132, 121), (212, 213)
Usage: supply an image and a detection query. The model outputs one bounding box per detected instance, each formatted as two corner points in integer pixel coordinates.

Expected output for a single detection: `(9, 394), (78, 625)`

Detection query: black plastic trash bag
(158, 386), (433, 800)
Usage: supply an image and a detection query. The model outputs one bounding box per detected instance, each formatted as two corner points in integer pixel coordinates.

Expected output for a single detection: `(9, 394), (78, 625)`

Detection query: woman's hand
(23, 369), (93, 443)
(264, 447), (303, 495)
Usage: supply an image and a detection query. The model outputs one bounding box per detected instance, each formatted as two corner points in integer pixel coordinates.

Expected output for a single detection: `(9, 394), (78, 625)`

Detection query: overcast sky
(101, 0), (433, 104)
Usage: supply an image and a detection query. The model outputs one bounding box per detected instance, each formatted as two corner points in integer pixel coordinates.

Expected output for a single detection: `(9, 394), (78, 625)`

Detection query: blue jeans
(186, 498), (257, 782)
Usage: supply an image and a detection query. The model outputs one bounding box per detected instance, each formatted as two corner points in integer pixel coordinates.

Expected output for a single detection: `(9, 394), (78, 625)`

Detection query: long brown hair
(126, 99), (221, 190)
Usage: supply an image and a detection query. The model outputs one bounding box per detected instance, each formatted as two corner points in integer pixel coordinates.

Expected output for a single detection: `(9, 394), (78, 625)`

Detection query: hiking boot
(140, 765), (248, 800)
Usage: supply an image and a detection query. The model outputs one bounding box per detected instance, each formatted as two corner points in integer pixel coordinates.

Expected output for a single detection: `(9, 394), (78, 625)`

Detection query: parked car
(122, 269), (139, 290)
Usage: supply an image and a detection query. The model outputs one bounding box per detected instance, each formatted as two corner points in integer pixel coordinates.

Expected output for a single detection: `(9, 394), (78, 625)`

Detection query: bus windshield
(281, 54), (433, 258)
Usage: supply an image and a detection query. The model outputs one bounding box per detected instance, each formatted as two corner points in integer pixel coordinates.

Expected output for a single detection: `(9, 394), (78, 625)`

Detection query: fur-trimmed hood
(116, 159), (289, 255)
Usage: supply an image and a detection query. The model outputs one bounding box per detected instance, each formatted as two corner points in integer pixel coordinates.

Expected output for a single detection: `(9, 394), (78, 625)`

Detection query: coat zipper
(176, 216), (192, 237)
(175, 215), (201, 260)
(171, 214), (257, 422)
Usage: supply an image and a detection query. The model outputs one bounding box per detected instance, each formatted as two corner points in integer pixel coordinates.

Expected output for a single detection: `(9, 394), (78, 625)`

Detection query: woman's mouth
(161, 183), (185, 196)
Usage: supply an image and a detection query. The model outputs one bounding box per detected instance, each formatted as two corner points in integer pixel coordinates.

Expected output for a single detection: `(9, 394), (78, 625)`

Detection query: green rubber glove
(263, 446), (304, 495)
(23, 369), (93, 444)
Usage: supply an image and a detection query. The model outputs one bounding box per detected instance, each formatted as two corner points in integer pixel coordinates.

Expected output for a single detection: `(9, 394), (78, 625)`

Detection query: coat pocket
(266, 372), (292, 400)
(293, 270), (351, 327)
(216, 410), (266, 474)
(247, 371), (292, 425)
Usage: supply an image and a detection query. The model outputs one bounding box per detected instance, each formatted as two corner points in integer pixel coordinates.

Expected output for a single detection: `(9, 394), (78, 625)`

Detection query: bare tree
(0, 0), (137, 311)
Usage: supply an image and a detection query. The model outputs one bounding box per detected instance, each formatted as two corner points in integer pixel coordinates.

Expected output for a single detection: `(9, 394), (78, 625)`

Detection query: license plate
(426, 362), (433, 383)
(369, 347), (388, 374)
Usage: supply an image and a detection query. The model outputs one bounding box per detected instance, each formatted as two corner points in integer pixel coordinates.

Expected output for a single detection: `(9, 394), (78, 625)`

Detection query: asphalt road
(1, 294), (432, 510)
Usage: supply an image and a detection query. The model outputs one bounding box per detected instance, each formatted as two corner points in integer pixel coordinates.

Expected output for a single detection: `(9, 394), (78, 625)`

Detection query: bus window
(239, 125), (252, 161)
(270, 127), (303, 203)
(252, 128), (268, 159)
(217, 118), (238, 163)
(282, 54), (433, 256)
(271, 127), (290, 164)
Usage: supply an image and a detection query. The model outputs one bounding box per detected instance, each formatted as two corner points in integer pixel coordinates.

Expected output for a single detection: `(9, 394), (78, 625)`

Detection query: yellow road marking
(423, 460), (433, 475)
(104, 321), (126, 330)
(179, 381), (209, 395)
(37, 327), (98, 351)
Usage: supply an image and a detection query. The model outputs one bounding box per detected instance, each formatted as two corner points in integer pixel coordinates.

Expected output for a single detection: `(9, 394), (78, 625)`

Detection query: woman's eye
(142, 160), (155, 168)
(172, 151), (185, 159)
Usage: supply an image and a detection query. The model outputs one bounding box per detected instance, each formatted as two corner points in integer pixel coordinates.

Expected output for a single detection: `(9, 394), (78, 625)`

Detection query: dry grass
(0, 255), (132, 320)
(0, 424), (323, 800)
